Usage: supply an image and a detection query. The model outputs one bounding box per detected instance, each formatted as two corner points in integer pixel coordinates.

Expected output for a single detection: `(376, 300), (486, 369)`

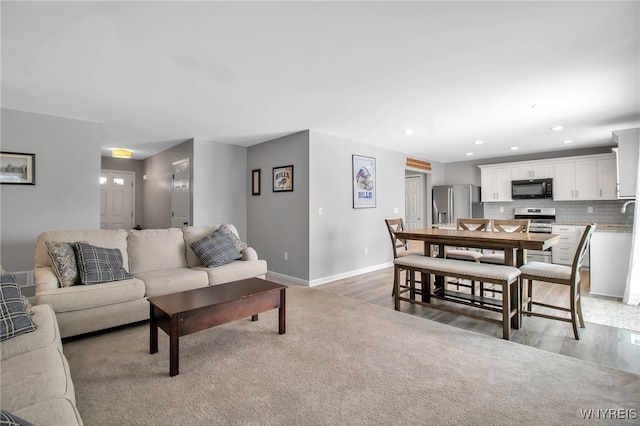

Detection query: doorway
(100, 170), (134, 230)
(405, 175), (424, 231)
(171, 158), (191, 227)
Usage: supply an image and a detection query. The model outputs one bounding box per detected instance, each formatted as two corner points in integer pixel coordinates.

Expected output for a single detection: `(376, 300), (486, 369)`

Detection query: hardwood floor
(316, 266), (640, 375)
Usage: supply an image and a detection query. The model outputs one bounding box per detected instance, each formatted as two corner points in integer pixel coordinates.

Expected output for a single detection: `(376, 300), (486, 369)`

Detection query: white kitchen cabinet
(553, 160), (598, 200)
(480, 166), (512, 202)
(510, 163), (553, 180)
(590, 231), (632, 298)
(613, 128), (639, 198)
(552, 224), (589, 267)
(596, 157), (618, 200)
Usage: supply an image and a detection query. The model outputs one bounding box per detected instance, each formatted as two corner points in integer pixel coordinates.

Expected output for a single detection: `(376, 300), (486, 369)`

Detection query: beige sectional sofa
(34, 225), (267, 338)
(1, 303), (83, 425)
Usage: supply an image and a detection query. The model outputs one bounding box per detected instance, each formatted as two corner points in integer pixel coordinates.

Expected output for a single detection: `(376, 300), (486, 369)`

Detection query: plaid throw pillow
(74, 242), (132, 284)
(0, 275), (37, 341)
(191, 228), (242, 268)
(218, 224), (247, 253)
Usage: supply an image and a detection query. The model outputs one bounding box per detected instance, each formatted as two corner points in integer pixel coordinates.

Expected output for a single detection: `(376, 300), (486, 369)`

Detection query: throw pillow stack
(45, 241), (131, 287)
(191, 224), (247, 268)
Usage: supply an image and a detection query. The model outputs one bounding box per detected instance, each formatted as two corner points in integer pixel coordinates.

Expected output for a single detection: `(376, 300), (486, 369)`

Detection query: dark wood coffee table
(148, 277), (287, 376)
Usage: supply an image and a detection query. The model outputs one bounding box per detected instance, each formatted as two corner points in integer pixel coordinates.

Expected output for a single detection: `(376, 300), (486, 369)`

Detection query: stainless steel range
(514, 207), (556, 263)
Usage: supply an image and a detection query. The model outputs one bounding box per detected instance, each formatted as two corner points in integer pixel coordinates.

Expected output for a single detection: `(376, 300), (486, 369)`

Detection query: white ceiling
(2, 1), (639, 162)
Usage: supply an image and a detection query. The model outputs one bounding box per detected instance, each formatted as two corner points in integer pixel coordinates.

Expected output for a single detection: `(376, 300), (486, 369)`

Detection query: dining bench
(393, 255), (521, 340)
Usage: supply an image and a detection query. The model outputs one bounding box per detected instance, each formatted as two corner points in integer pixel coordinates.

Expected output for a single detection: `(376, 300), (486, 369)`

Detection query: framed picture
(273, 165), (294, 192)
(251, 169), (261, 196)
(352, 154), (376, 208)
(0, 152), (35, 185)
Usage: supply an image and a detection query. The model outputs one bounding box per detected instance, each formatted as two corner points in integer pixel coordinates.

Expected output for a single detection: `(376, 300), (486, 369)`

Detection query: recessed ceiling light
(510, 146), (519, 151)
(474, 140), (484, 145)
(466, 152), (474, 156)
(551, 126), (564, 131)
(403, 129), (414, 135)
(562, 139), (573, 144)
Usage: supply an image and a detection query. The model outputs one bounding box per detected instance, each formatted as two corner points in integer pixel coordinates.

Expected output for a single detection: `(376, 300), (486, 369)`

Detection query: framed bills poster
(352, 154), (376, 208)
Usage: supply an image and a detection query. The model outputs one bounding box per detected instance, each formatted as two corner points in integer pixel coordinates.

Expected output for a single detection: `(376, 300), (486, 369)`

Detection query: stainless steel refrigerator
(432, 184), (483, 226)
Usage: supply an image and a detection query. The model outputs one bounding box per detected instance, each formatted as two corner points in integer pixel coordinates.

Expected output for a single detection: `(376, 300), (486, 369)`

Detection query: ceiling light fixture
(403, 129), (414, 135)
(562, 140), (573, 144)
(466, 152), (474, 156)
(551, 126), (564, 131)
(112, 148), (132, 159)
(510, 146), (519, 151)
(474, 140), (484, 145)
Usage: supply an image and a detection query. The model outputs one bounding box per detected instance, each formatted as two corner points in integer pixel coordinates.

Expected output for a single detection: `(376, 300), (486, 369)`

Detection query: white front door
(100, 170), (134, 230)
(171, 158), (191, 227)
(405, 175), (423, 230)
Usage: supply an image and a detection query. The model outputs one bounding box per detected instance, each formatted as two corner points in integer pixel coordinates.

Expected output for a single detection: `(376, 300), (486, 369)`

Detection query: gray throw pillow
(74, 242), (132, 284)
(0, 275), (37, 341)
(191, 228), (242, 268)
(45, 241), (82, 287)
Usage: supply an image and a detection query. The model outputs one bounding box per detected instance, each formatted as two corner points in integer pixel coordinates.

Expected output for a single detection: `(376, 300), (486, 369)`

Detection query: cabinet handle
(576, 190), (579, 197)
(571, 190), (574, 198)
(600, 189), (602, 196)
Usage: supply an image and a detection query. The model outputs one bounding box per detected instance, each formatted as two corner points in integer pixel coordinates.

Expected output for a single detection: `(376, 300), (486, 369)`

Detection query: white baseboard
(266, 262), (392, 287)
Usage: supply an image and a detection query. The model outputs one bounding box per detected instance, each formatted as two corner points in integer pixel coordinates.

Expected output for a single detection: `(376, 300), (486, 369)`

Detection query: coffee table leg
(251, 314), (259, 321)
(279, 288), (286, 335)
(169, 315), (179, 376)
(149, 304), (158, 354)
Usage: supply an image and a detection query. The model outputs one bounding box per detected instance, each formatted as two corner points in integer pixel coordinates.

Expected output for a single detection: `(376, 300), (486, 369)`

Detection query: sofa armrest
(241, 247), (259, 261)
(35, 267), (60, 292)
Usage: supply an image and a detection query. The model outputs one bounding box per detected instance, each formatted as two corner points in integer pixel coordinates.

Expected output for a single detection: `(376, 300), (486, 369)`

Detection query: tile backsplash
(482, 199), (635, 225)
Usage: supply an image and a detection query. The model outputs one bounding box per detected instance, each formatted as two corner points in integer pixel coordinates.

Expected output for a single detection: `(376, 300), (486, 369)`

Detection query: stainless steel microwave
(511, 178), (553, 199)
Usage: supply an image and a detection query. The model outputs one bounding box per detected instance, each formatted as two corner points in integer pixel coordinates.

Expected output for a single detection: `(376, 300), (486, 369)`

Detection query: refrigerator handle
(449, 187), (454, 225)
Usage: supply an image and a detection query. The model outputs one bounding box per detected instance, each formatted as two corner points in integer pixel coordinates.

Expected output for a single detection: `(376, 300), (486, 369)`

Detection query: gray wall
(308, 131), (407, 283)
(100, 156), (144, 227)
(0, 108), (102, 271)
(247, 131), (310, 282)
(141, 139), (193, 229)
(193, 139), (247, 237)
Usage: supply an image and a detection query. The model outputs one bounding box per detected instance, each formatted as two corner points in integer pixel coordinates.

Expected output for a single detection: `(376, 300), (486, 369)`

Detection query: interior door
(171, 158), (191, 227)
(405, 176), (423, 230)
(100, 170), (134, 230)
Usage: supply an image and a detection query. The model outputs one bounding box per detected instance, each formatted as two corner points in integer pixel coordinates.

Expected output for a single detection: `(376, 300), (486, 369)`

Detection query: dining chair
(444, 218), (490, 294)
(519, 223), (596, 340)
(385, 218), (423, 297)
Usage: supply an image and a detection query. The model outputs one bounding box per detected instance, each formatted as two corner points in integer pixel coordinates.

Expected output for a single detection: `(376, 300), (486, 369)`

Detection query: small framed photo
(273, 165), (293, 192)
(352, 154), (376, 208)
(251, 169), (261, 196)
(1, 152), (36, 185)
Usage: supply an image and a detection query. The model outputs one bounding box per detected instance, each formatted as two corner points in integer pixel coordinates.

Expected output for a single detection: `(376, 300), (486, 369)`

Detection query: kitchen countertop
(554, 223), (633, 233)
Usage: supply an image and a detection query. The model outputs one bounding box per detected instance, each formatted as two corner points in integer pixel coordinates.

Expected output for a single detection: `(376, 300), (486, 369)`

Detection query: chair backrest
(456, 218), (490, 231)
(385, 218), (407, 258)
(491, 219), (530, 233)
(571, 223), (596, 281)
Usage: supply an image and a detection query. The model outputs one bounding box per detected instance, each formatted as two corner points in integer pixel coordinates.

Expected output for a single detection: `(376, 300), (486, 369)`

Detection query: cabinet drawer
(552, 254), (574, 265)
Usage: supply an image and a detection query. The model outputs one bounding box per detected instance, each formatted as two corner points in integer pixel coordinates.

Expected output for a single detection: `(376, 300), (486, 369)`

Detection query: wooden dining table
(394, 228), (560, 329)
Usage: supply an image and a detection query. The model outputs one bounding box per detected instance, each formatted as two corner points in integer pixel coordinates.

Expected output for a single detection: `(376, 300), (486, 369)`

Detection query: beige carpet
(63, 287), (640, 425)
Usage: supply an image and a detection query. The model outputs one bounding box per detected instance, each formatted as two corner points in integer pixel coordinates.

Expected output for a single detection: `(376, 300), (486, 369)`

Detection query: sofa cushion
(75, 242), (132, 284)
(127, 228), (187, 274)
(1, 304), (61, 361)
(0, 345), (76, 412)
(12, 398), (82, 426)
(183, 225), (243, 267)
(45, 241), (82, 287)
(35, 278), (145, 313)
(35, 229), (129, 271)
(192, 259), (268, 286)
(0, 277), (37, 342)
(136, 268), (209, 297)
(0, 410), (33, 426)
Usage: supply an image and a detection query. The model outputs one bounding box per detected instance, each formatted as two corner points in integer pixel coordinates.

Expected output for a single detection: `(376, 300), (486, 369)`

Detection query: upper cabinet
(510, 163), (553, 180)
(479, 153), (617, 202)
(480, 166), (512, 202)
(613, 128), (639, 198)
